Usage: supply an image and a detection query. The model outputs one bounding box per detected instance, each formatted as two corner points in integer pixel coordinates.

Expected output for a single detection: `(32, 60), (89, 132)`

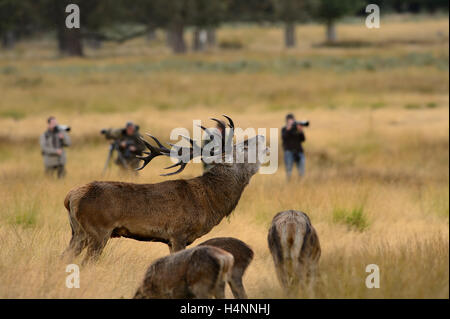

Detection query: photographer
(281, 113), (307, 180)
(101, 121), (145, 171)
(40, 116), (71, 178)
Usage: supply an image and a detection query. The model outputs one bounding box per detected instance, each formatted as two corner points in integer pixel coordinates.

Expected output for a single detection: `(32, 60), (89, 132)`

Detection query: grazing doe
(199, 237), (254, 299)
(62, 116), (267, 264)
(267, 210), (321, 294)
(133, 246), (234, 299)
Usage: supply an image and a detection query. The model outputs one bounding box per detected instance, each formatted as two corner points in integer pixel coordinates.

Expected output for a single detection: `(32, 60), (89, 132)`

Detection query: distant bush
(0, 66), (17, 75)
(404, 103), (422, 110)
(333, 206), (369, 232)
(12, 76), (43, 88)
(219, 39), (244, 50)
(370, 102), (386, 109)
(0, 110), (26, 120)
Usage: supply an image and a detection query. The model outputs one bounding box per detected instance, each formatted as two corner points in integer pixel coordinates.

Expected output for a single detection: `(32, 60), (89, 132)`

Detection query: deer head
(136, 115), (268, 177)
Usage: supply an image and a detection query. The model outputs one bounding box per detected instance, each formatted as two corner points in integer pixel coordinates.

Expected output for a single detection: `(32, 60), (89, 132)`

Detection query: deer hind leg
(62, 233), (88, 260)
(190, 285), (211, 299)
(62, 218), (88, 260)
(214, 280), (226, 299)
(228, 273), (248, 299)
(284, 259), (303, 297)
(82, 236), (108, 265)
(274, 260), (300, 297)
(81, 225), (111, 265)
(214, 252), (234, 299)
(188, 275), (214, 299)
(273, 259), (289, 289)
(301, 261), (319, 296)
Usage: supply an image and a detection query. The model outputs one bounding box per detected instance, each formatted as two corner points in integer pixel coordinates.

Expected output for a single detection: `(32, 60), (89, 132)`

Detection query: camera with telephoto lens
(56, 125), (71, 132)
(295, 120), (310, 127)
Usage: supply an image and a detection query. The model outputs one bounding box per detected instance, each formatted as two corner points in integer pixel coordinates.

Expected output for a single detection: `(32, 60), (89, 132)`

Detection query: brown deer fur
(268, 210), (321, 294)
(62, 135), (266, 264)
(133, 246), (234, 299)
(199, 237), (254, 299)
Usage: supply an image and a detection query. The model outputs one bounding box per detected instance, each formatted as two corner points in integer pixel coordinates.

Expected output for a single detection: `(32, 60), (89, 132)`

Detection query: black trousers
(45, 164), (66, 179)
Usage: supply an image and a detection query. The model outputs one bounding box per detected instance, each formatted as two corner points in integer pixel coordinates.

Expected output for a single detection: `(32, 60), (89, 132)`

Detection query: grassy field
(0, 15), (448, 298)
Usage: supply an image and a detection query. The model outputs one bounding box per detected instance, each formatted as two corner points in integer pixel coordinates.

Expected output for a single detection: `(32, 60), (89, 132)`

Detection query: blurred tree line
(0, 0), (448, 56)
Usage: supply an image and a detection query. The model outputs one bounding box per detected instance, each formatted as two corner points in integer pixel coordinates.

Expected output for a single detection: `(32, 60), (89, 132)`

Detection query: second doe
(268, 210), (321, 295)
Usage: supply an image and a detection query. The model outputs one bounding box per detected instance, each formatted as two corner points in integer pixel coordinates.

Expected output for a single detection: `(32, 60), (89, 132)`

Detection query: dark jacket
(281, 126), (305, 153)
(104, 128), (145, 157)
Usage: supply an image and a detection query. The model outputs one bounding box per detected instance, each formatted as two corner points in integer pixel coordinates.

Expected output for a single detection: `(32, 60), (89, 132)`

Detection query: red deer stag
(133, 246), (234, 299)
(63, 115), (267, 264)
(268, 210), (321, 295)
(199, 237), (254, 299)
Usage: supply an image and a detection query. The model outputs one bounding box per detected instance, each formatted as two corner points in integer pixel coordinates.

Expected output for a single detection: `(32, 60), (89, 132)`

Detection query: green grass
(219, 38), (245, 50)
(0, 110), (26, 120)
(0, 65), (17, 75)
(10, 211), (37, 228)
(6, 197), (40, 229)
(12, 76), (43, 88)
(404, 103), (422, 110)
(27, 53), (449, 75)
(333, 206), (370, 232)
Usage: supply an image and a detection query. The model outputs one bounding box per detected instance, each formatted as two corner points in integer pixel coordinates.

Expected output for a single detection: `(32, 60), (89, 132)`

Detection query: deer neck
(199, 164), (253, 225)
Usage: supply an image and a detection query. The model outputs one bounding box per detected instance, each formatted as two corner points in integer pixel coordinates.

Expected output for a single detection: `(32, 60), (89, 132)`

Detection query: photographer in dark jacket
(281, 113), (306, 180)
(101, 122), (145, 170)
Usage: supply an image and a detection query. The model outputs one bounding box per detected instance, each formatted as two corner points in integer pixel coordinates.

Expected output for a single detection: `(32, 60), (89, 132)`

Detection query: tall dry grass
(0, 16), (448, 298)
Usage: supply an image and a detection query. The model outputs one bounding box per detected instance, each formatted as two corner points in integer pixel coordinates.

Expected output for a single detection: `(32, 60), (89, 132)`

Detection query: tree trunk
(193, 28), (207, 51)
(166, 29), (173, 48)
(284, 22), (296, 48)
(326, 21), (337, 43)
(168, 24), (186, 54)
(146, 27), (156, 42)
(54, 0), (83, 57)
(57, 26), (83, 56)
(206, 28), (216, 47)
(1, 31), (15, 49)
(65, 28), (83, 56)
(193, 29), (201, 51)
(86, 37), (102, 50)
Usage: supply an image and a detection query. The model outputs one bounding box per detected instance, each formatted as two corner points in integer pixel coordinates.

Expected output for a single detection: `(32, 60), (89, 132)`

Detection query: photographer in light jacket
(40, 116), (71, 178)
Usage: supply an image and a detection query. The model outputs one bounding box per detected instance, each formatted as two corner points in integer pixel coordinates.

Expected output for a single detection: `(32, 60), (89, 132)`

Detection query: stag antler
(199, 114), (234, 156)
(136, 115), (235, 175)
(135, 134), (171, 171)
